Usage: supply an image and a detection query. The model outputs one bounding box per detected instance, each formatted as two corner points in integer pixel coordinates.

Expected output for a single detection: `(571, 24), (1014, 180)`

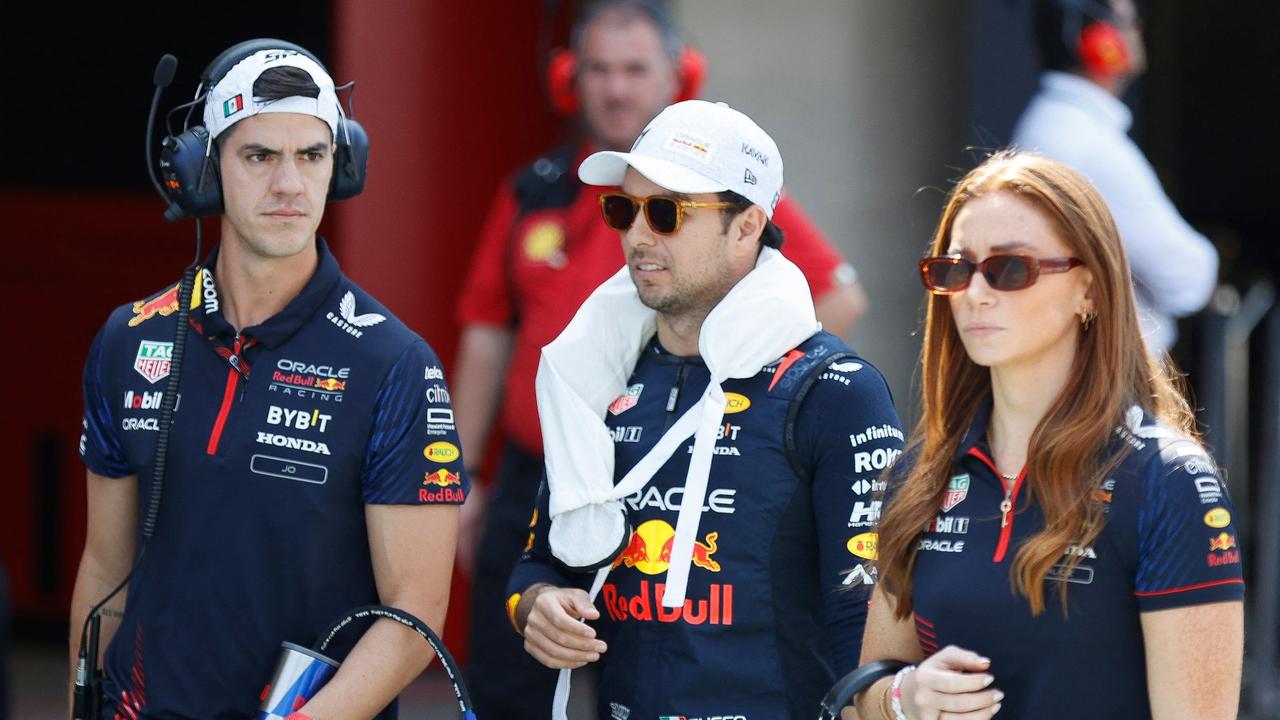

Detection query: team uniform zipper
(966, 447), (1025, 563)
(663, 362), (688, 433)
(206, 334), (251, 455)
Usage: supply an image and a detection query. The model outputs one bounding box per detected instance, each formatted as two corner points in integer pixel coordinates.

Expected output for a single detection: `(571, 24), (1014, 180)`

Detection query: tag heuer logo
(134, 340), (174, 384)
(608, 383), (644, 416)
(940, 473), (970, 512)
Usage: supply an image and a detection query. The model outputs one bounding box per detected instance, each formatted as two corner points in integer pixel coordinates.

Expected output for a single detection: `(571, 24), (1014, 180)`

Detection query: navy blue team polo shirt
(80, 239), (468, 719)
(903, 400), (1243, 719)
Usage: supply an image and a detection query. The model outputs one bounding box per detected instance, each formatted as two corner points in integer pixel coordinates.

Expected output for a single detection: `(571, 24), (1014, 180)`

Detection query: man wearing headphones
(71, 43), (465, 719)
(455, 2), (866, 715)
(1013, 0), (1218, 354)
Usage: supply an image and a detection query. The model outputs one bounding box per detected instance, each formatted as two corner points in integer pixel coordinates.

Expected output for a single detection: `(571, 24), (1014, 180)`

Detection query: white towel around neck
(535, 246), (819, 608)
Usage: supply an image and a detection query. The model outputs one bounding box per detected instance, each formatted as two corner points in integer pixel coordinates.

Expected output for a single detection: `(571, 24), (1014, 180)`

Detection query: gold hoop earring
(1080, 310), (1096, 331)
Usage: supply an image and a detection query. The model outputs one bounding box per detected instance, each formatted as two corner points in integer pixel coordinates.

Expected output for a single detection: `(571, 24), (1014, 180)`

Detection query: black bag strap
(785, 350), (858, 481)
(818, 659), (909, 719)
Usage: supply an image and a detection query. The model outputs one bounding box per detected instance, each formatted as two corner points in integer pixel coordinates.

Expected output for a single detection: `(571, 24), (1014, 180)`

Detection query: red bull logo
(602, 580), (733, 626)
(128, 284), (180, 327)
(1207, 549), (1241, 567)
(128, 282), (200, 327)
(424, 469), (461, 487)
(1209, 532), (1236, 552)
(612, 519), (720, 574)
(419, 469), (463, 502)
(315, 378), (346, 392)
(603, 521), (731, 625)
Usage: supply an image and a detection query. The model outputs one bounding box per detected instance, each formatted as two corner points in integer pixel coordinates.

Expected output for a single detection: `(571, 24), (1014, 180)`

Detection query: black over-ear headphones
(156, 38), (369, 220)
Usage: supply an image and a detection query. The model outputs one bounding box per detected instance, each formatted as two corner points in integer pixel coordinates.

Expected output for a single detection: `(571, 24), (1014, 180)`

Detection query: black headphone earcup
(330, 117), (368, 203)
(159, 125), (223, 219)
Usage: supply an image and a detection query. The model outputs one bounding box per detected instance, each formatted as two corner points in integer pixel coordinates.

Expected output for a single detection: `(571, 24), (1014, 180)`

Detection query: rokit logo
(256, 432), (332, 455)
(266, 405), (332, 432)
(853, 447), (901, 474)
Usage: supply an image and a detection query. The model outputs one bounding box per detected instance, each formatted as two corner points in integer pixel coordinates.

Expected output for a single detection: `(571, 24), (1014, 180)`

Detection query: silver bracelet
(889, 664), (915, 720)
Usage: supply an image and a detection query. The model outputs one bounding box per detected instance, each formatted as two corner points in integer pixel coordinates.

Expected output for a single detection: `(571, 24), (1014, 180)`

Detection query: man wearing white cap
(507, 100), (903, 719)
(71, 41), (464, 719)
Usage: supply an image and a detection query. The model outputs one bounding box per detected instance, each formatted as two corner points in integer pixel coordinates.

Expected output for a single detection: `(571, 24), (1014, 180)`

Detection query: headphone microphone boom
(145, 54), (184, 221)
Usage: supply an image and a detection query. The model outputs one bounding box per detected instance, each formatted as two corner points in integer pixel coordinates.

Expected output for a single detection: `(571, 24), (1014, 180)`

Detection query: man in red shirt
(454, 2), (867, 715)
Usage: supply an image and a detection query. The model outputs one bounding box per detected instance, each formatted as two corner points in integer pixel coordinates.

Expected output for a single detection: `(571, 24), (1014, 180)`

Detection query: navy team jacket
(510, 332), (903, 720)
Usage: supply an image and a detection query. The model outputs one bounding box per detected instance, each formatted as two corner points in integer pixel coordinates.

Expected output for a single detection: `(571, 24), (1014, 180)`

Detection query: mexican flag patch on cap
(223, 94), (244, 118)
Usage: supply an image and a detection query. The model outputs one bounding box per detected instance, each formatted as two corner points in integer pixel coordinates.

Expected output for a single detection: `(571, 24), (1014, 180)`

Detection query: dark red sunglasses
(919, 254), (1084, 294)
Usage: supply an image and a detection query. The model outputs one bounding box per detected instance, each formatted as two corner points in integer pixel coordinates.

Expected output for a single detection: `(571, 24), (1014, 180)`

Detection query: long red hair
(877, 150), (1197, 617)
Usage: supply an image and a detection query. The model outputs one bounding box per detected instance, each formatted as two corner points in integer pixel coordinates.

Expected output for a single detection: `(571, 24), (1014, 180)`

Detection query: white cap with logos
(578, 99), (784, 219)
(202, 49), (341, 142)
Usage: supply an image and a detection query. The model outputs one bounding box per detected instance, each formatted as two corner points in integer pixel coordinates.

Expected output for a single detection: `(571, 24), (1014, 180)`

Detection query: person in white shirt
(1012, 0), (1218, 353)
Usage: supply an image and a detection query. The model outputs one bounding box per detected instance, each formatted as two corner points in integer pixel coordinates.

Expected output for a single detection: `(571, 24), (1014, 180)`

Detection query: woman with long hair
(854, 151), (1244, 719)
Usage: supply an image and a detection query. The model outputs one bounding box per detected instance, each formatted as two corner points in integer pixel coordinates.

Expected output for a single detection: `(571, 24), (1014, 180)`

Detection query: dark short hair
(716, 190), (784, 249)
(570, 0), (683, 64)
(216, 66), (326, 151)
(253, 66), (322, 103)
(1032, 0), (1118, 72)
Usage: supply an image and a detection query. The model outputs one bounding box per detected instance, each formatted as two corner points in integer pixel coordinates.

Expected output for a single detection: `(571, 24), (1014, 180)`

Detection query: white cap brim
(579, 151), (729, 194)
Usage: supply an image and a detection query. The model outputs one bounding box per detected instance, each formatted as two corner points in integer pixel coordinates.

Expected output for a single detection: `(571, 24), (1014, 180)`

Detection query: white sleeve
(1083, 136), (1218, 318)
